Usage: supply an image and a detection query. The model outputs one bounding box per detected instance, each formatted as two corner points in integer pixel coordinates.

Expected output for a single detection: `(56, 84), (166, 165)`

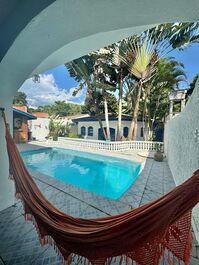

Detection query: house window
(81, 126), (86, 136)
(88, 126), (93, 136)
(123, 127), (129, 138)
(140, 127), (144, 137)
(14, 117), (22, 129)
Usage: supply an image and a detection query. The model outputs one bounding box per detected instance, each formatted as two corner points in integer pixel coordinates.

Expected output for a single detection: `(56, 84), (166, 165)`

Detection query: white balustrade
(57, 137), (164, 152)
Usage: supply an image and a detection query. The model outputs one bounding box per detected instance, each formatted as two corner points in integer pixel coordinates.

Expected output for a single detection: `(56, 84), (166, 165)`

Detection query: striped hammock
(2, 110), (199, 265)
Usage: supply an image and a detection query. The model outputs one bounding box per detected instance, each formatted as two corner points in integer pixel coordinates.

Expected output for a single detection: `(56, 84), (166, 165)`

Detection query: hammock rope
(1, 109), (199, 265)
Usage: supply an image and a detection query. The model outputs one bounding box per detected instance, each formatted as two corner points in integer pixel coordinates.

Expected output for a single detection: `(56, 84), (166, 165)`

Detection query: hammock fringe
(12, 174), (194, 265)
(13, 182), (196, 265)
(13, 184), (192, 265)
(10, 150), (195, 265)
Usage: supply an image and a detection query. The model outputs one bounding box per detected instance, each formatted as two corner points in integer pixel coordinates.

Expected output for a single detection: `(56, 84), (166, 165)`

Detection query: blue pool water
(22, 148), (141, 200)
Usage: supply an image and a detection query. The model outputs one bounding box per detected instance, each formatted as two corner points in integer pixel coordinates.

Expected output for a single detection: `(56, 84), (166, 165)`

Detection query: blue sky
(44, 43), (199, 91)
(20, 43), (199, 107)
(170, 44), (199, 88)
(45, 65), (78, 92)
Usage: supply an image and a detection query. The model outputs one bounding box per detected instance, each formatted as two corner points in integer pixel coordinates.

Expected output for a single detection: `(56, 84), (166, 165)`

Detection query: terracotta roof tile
(33, 112), (49, 118)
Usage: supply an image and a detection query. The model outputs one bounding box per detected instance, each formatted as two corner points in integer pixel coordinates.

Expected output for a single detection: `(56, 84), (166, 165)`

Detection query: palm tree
(66, 54), (115, 141)
(93, 58), (112, 140)
(65, 56), (107, 140)
(111, 42), (128, 140)
(119, 35), (158, 140)
(140, 58), (187, 139)
(150, 22), (199, 50)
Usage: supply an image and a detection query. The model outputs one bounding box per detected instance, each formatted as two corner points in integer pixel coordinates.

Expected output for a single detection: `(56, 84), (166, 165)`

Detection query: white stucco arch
(0, 0), (199, 210)
(1, 0), (199, 97)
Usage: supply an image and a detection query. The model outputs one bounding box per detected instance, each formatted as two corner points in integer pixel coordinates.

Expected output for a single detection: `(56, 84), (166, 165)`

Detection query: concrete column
(0, 98), (14, 211)
(169, 100), (173, 119)
(181, 99), (186, 111)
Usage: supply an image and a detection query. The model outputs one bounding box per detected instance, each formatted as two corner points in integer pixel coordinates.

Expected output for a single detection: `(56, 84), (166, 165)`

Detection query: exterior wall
(77, 120), (146, 140)
(21, 117), (28, 141)
(13, 113), (29, 143)
(136, 122), (148, 141)
(164, 79), (199, 241)
(0, 99), (14, 211)
(70, 123), (78, 135)
(29, 118), (50, 140)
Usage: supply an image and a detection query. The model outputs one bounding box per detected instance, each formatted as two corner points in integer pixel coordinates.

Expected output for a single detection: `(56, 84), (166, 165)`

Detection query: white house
(28, 113), (90, 140)
(72, 114), (149, 141)
(28, 112), (50, 140)
(57, 114), (89, 125)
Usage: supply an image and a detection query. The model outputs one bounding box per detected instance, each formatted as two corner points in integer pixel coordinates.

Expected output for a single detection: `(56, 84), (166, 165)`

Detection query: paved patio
(0, 144), (198, 264)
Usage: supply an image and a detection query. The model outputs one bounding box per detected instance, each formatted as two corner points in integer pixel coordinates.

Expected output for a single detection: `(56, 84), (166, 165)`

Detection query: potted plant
(154, 143), (164, 162)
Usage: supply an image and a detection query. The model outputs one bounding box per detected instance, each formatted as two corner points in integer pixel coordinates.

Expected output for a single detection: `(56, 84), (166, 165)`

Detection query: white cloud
(19, 74), (86, 107)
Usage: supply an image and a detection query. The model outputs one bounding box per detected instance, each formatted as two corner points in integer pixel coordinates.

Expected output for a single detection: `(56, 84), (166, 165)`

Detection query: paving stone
(1, 156), (198, 264)
(49, 192), (88, 217)
(33, 179), (51, 191)
(32, 247), (62, 265)
(41, 185), (60, 201)
(119, 193), (142, 208)
(0, 214), (35, 251)
(0, 203), (22, 223)
(140, 189), (162, 205)
(82, 205), (109, 218)
(1, 227), (49, 265)
(80, 195), (126, 215)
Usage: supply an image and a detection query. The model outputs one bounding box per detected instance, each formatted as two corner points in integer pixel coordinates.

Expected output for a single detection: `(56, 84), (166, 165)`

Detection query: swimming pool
(22, 148), (141, 200)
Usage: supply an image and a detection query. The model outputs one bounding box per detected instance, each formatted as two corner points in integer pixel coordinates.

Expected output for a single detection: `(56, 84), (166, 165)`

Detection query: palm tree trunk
(95, 103), (107, 140)
(116, 70), (123, 141)
(142, 96), (147, 140)
(97, 116), (107, 140)
(128, 82), (142, 140)
(104, 93), (111, 141)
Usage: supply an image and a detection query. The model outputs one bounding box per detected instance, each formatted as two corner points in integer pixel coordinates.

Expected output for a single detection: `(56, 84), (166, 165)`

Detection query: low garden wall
(164, 79), (199, 241)
(58, 137), (164, 152)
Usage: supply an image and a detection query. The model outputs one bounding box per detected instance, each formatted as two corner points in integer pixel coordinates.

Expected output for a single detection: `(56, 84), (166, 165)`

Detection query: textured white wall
(0, 99), (14, 211)
(164, 79), (199, 241)
(29, 118), (50, 140)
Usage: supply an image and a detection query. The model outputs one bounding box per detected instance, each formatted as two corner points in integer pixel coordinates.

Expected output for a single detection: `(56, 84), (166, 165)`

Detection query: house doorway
(98, 127), (115, 141)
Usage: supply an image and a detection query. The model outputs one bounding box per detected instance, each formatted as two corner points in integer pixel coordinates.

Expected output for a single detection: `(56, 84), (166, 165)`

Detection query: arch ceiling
(0, 0), (199, 98)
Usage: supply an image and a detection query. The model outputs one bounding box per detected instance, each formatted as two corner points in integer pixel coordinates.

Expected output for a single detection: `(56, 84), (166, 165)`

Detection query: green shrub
(67, 133), (83, 139)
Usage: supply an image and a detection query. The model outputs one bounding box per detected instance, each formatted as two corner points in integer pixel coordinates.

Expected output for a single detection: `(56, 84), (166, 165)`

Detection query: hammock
(2, 110), (199, 265)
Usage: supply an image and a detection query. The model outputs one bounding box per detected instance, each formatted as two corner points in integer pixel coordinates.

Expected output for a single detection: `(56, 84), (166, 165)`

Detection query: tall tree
(186, 74), (199, 99)
(119, 34), (159, 140)
(150, 22), (199, 50)
(31, 102), (82, 116)
(111, 42), (129, 140)
(66, 55), (109, 140)
(65, 22), (199, 141)
(93, 58), (111, 140)
(13, 91), (27, 105)
(143, 58), (187, 138)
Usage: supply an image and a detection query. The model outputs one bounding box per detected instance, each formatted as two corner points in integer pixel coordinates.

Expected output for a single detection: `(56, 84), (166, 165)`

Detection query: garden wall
(164, 79), (199, 241)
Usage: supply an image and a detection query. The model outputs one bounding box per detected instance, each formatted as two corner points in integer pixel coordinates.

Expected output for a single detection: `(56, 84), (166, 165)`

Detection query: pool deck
(0, 142), (199, 265)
